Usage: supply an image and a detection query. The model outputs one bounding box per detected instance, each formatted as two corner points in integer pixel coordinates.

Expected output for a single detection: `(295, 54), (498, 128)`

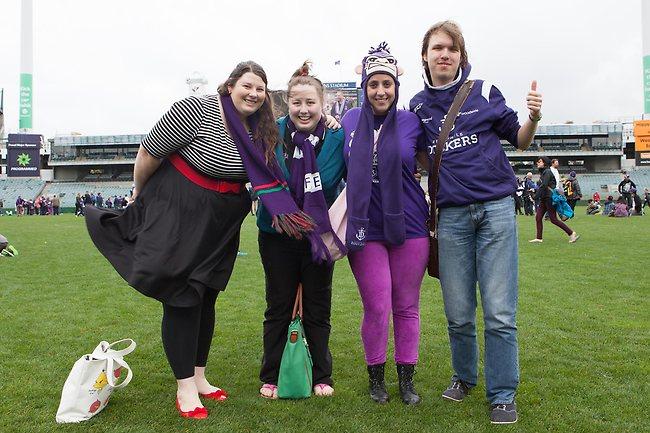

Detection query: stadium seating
(572, 170), (649, 198)
(0, 178), (47, 204)
(591, 142), (621, 150)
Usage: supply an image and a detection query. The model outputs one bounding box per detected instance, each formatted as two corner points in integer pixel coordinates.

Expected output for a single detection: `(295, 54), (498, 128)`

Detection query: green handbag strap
(292, 284), (303, 319)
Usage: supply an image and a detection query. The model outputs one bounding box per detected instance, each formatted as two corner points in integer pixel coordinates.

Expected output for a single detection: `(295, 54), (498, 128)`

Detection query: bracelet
(529, 112), (542, 122)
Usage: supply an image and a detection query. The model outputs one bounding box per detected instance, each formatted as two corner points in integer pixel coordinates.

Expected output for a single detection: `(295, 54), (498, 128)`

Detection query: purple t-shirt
(342, 108), (429, 242)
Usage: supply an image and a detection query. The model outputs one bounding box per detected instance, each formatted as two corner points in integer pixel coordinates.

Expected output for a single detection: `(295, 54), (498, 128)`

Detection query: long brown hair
(420, 20), (468, 80)
(218, 61), (279, 164)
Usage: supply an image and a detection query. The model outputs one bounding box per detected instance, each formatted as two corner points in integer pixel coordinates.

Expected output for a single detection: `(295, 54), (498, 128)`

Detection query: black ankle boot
(396, 363), (420, 405)
(367, 363), (389, 404)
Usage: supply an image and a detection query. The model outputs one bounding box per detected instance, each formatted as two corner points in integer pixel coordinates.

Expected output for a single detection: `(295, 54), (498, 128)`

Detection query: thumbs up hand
(527, 80), (542, 121)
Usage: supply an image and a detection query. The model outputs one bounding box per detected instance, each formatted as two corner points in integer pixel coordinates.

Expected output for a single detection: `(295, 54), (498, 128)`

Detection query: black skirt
(85, 160), (251, 307)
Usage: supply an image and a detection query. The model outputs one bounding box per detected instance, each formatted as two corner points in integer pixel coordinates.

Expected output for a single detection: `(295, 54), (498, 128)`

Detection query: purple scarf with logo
(345, 44), (405, 250)
(220, 94), (315, 238)
(286, 118), (346, 263)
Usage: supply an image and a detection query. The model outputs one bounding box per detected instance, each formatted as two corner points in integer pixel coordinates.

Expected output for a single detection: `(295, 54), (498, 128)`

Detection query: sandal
(313, 383), (334, 397)
(259, 383), (278, 399)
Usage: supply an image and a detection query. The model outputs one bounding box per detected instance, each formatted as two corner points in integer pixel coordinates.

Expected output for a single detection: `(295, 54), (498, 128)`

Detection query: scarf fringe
(272, 211), (316, 239)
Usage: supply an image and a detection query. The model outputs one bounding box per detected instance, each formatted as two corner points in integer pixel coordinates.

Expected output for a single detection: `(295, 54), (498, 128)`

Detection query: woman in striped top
(86, 61), (281, 419)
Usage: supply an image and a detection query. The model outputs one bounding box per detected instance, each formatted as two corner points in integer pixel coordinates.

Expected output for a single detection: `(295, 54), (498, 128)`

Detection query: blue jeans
(437, 195), (519, 404)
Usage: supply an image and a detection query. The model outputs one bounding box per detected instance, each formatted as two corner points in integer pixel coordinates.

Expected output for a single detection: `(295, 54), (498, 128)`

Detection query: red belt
(168, 153), (244, 194)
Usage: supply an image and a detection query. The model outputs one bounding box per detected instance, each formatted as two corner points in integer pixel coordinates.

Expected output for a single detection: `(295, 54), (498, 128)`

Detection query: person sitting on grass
(610, 197), (629, 217)
(602, 196), (615, 216)
(585, 199), (601, 215)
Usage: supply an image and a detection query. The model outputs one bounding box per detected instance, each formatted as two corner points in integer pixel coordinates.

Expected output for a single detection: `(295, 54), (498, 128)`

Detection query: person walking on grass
(410, 20), (544, 424)
(529, 156), (580, 244)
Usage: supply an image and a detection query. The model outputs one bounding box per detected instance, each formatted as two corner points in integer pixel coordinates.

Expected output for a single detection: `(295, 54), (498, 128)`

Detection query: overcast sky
(0, 0), (644, 137)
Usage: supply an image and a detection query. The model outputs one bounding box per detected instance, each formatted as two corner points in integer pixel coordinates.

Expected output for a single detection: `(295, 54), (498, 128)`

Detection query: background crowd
(513, 167), (648, 218)
(4, 190), (134, 217)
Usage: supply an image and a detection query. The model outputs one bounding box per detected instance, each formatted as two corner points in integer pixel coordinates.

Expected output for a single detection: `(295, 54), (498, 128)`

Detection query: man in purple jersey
(410, 21), (542, 424)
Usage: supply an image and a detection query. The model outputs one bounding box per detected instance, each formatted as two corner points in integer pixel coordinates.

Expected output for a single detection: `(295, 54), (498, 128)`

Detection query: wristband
(529, 112), (542, 122)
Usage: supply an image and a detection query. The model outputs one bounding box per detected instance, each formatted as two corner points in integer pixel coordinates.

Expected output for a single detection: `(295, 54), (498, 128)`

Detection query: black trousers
(514, 196), (523, 215)
(523, 196), (535, 215)
(161, 289), (219, 379)
(622, 193), (632, 209)
(258, 231), (334, 386)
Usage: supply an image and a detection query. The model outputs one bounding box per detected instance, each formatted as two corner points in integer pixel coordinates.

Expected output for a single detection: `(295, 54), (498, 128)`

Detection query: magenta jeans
(348, 237), (429, 365)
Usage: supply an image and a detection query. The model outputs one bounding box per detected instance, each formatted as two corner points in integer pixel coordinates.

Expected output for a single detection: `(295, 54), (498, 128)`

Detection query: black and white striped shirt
(141, 94), (247, 180)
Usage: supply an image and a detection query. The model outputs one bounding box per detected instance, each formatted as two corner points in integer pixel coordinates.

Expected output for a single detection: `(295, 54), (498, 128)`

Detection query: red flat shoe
(200, 388), (228, 401)
(176, 398), (208, 419)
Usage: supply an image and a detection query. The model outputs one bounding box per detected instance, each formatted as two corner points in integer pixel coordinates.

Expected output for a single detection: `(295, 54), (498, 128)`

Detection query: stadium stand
(565, 169), (650, 198)
(0, 178), (46, 203)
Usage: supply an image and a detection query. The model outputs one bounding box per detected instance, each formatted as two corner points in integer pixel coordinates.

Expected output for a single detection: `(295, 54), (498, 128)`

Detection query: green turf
(0, 212), (648, 433)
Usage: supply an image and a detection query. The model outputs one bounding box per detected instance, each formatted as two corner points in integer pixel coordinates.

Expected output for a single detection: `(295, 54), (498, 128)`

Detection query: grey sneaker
(490, 402), (518, 424)
(441, 379), (470, 402)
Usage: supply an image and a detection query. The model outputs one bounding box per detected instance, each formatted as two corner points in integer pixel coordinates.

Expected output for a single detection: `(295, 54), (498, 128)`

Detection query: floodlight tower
(19, 0), (34, 131)
(186, 72), (208, 96)
(644, 0), (650, 115)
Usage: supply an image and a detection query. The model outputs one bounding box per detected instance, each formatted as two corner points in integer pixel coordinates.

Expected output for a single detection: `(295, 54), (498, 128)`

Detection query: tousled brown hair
(420, 20), (469, 79)
(218, 61), (279, 164)
(287, 61), (325, 104)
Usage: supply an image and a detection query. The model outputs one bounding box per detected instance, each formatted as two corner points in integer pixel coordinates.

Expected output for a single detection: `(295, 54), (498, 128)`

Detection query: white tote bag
(56, 339), (136, 423)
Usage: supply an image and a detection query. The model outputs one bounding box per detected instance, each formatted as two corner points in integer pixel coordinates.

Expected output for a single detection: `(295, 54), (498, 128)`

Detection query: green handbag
(277, 284), (313, 399)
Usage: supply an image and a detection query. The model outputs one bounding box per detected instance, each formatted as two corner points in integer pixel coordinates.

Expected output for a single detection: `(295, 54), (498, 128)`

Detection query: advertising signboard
(7, 133), (42, 177)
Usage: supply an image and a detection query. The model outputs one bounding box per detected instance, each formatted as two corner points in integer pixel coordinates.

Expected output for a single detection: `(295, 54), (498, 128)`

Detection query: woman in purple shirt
(341, 43), (429, 405)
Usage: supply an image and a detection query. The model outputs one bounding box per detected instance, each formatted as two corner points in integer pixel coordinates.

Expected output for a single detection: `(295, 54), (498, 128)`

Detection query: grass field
(0, 211), (648, 433)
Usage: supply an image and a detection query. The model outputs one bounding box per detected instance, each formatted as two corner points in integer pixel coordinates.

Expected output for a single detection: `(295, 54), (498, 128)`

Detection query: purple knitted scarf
(345, 43), (405, 250)
(286, 118), (346, 263)
(220, 94), (315, 238)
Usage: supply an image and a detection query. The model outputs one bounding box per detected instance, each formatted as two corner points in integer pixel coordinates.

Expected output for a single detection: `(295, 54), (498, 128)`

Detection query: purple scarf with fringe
(286, 118), (346, 263)
(220, 94), (315, 238)
(345, 85), (405, 251)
